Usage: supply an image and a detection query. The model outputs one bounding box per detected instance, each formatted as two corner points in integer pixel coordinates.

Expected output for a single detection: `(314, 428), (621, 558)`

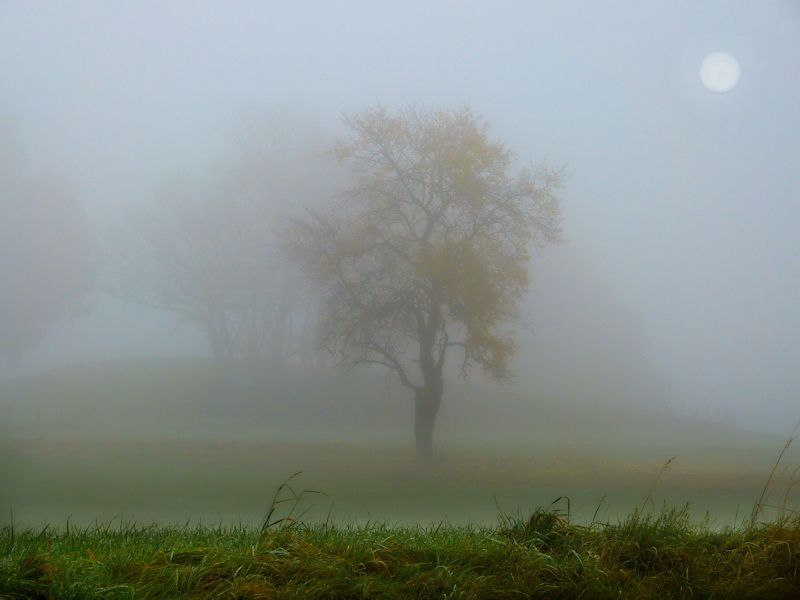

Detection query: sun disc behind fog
(700, 52), (741, 93)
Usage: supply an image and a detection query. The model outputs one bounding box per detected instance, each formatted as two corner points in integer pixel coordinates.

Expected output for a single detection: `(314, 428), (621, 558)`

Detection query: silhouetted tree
(109, 110), (331, 369)
(286, 106), (562, 459)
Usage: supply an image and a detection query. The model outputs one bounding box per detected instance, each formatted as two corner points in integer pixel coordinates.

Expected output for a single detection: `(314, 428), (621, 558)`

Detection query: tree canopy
(286, 106), (562, 458)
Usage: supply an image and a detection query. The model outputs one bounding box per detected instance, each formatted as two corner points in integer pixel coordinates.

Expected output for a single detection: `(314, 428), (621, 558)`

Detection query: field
(3, 436), (798, 530)
(2, 360), (800, 597)
(2, 359), (798, 529)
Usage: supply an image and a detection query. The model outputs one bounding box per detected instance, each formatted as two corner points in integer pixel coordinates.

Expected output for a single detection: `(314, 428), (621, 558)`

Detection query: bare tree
(286, 106), (562, 460)
(108, 110), (332, 370)
(109, 184), (242, 362)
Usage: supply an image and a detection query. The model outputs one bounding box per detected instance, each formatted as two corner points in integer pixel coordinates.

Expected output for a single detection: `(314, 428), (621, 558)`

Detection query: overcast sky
(2, 1), (799, 431)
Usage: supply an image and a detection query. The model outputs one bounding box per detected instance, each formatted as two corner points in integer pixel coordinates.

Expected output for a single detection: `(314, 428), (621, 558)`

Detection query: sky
(1, 0), (799, 432)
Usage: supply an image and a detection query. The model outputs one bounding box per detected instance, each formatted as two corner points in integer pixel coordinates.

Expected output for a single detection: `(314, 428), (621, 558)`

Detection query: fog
(2, 2), (799, 526)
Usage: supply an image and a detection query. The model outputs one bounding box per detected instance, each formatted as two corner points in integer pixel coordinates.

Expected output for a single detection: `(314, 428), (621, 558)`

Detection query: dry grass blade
(750, 418), (800, 528)
(590, 493), (607, 528)
(638, 456), (677, 516)
(259, 472), (327, 539)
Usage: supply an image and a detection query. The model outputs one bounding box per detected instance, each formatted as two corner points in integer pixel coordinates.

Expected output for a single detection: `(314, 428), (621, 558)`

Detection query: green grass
(2, 506), (800, 599)
(3, 359), (796, 528)
(4, 437), (796, 528)
(3, 360), (800, 597)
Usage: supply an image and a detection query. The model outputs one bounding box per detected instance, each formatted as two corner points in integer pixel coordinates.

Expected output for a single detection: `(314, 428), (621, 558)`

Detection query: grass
(3, 447), (800, 600)
(3, 437), (794, 529)
(3, 359), (792, 529)
(0, 358), (779, 450)
(3, 360), (800, 597)
(2, 506), (800, 599)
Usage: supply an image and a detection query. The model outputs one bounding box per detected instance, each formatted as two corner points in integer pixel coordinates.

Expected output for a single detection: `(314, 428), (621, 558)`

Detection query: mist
(2, 1), (799, 528)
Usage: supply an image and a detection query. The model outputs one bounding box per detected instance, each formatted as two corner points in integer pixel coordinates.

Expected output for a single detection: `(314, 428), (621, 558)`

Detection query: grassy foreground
(2, 507), (799, 599)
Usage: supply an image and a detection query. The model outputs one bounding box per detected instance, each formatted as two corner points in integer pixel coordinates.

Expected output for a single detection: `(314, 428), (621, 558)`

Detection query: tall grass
(2, 507), (799, 599)
(750, 418), (800, 527)
(3, 421), (800, 598)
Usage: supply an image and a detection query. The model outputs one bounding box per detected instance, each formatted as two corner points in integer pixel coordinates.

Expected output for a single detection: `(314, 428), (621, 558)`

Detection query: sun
(700, 52), (741, 93)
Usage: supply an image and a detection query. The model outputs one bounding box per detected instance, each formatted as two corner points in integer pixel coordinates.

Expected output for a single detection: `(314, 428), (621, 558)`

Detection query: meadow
(2, 360), (800, 597)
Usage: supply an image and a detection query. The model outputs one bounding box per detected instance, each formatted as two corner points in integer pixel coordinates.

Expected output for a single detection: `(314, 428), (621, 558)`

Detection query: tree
(0, 174), (94, 364)
(286, 106), (562, 459)
(108, 110), (331, 370)
(109, 184), (243, 363)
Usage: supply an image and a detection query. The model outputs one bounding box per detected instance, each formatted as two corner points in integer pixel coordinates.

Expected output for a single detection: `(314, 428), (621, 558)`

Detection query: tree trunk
(414, 384), (442, 461)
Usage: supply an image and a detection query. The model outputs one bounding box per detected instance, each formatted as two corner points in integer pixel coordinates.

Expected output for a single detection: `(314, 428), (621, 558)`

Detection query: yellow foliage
(291, 105), (562, 384)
